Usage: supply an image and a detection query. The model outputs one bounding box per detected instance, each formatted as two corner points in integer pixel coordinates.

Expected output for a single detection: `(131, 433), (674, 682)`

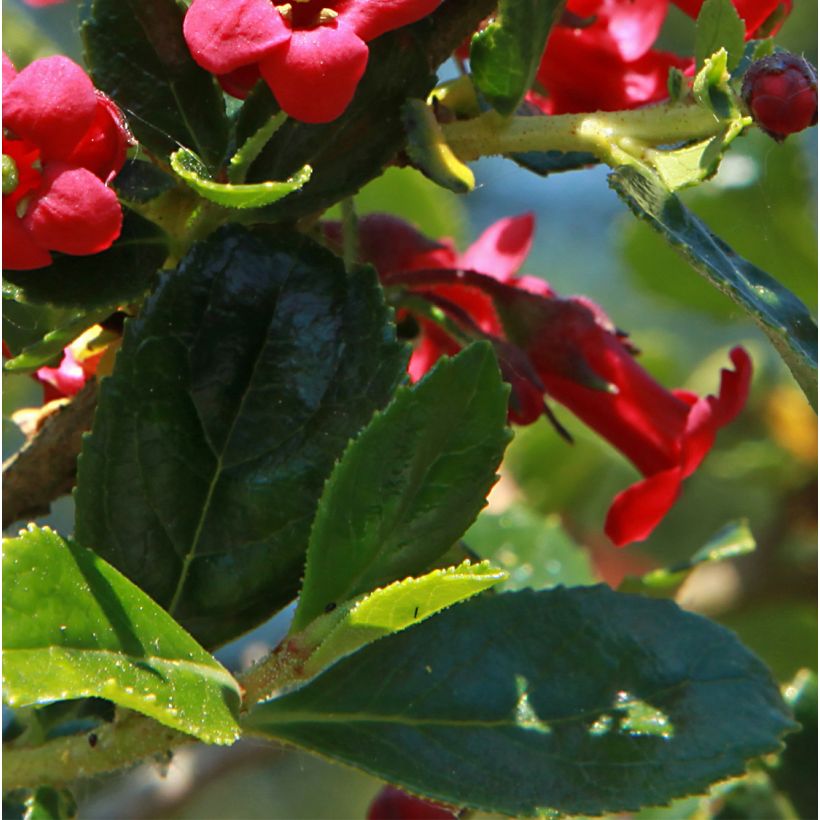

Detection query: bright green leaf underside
(2, 527), (240, 744)
(171, 147), (311, 209)
(303, 560), (507, 676)
(246, 585), (796, 816)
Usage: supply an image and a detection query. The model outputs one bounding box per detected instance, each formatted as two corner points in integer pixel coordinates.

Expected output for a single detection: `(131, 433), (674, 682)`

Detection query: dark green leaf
(2, 210), (168, 311)
(695, 0), (746, 71)
(245, 586), (796, 816)
(770, 670), (817, 818)
(24, 788), (76, 820)
(470, 0), (566, 116)
(80, 0), (229, 170)
(3, 527), (241, 743)
(2, 298), (84, 361)
(465, 504), (597, 590)
(291, 343), (510, 631)
(609, 165), (817, 408)
(113, 159), (176, 205)
(245, 28), (435, 221)
(75, 226), (407, 647)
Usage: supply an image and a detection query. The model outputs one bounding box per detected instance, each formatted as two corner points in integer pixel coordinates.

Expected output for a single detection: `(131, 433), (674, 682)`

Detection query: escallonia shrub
(2, 0), (817, 818)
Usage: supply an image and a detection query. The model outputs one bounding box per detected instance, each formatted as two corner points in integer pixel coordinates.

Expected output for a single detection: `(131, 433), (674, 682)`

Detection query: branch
(2, 381), (97, 530)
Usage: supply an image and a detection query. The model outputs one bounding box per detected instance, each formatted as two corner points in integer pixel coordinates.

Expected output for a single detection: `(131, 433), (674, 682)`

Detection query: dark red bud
(366, 786), (458, 820)
(742, 53), (818, 142)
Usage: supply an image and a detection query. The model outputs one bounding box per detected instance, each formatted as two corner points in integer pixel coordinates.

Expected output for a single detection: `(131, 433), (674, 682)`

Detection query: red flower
(528, 0), (791, 115)
(367, 786), (458, 820)
(36, 344), (102, 403)
(183, 0), (441, 123)
(2, 55), (129, 271)
(530, 0), (691, 114)
(336, 213), (752, 547)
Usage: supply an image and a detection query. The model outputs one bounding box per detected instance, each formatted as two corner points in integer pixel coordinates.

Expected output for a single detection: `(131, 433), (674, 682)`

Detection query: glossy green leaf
(470, 0), (566, 116)
(171, 147), (311, 208)
(695, 0), (745, 71)
(113, 159), (176, 206)
(246, 585), (796, 816)
(301, 560), (507, 677)
(291, 343), (510, 631)
(2, 527), (241, 744)
(2, 210), (168, 311)
(609, 165), (817, 408)
(465, 505), (598, 590)
(621, 520), (756, 594)
(80, 0), (229, 170)
(75, 226), (407, 648)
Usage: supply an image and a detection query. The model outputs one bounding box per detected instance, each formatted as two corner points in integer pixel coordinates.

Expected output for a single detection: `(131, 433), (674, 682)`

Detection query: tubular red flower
(183, 0), (441, 123)
(2, 55), (129, 271)
(338, 213), (752, 546)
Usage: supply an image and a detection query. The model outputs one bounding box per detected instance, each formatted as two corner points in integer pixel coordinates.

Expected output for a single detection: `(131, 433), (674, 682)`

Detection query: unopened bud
(742, 53), (818, 142)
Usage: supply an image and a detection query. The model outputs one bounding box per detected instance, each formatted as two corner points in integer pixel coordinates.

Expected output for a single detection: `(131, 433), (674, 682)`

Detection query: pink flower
(36, 344), (102, 403)
(3, 55), (129, 271)
(335, 213), (752, 547)
(183, 0), (441, 123)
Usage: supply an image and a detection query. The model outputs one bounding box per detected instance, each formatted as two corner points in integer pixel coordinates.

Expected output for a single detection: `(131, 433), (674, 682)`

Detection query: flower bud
(367, 786), (458, 820)
(742, 53), (818, 141)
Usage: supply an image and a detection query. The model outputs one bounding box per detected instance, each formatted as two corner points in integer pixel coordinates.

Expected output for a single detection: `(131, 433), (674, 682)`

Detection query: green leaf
(2, 210), (168, 311)
(609, 165), (818, 408)
(291, 343), (510, 632)
(470, 0), (566, 117)
(693, 49), (741, 121)
(695, 0), (746, 71)
(244, 27), (435, 222)
(80, 0), (229, 170)
(24, 788), (76, 820)
(2, 527), (241, 744)
(245, 585), (796, 816)
(170, 147), (311, 208)
(75, 226), (408, 648)
(465, 505), (598, 590)
(301, 560), (507, 677)
(113, 159), (176, 206)
(621, 520), (756, 594)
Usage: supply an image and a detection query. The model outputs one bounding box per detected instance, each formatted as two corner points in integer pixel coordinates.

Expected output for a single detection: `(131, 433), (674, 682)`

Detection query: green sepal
(2, 527), (241, 744)
(402, 99), (475, 193)
(693, 48), (742, 121)
(170, 146), (311, 209)
(695, 0), (746, 71)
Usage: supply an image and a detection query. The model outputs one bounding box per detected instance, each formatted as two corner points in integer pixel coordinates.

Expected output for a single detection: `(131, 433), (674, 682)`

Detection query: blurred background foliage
(2, 0), (816, 817)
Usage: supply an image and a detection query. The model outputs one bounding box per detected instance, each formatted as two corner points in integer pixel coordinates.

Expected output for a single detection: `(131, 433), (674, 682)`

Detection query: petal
(24, 164), (122, 256)
(335, 0), (441, 42)
(64, 93), (130, 181)
(36, 347), (87, 402)
(3, 56), (97, 161)
(217, 64), (263, 99)
(713, 346), (753, 427)
(670, 0), (790, 35)
(2, 52), (17, 86)
(260, 21), (369, 123)
(604, 467), (683, 547)
(183, 0), (289, 74)
(595, 0), (669, 61)
(459, 213), (535, 281)
(2, 205), (52, 270)
(355, 213), (454, 274)
(408, 321), (459, 382)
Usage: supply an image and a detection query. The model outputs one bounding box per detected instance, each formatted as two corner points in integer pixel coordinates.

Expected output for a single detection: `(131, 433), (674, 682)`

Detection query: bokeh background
(3, 1), (817, 817)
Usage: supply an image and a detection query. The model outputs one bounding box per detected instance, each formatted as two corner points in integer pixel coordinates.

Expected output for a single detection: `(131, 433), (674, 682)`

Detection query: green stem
(340, 197), (359, 274)
(440, 100), (726, 167)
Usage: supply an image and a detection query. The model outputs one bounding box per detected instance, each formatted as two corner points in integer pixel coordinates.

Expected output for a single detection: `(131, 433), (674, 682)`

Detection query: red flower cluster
(3, 55), (129, 271)
(183, 0), (441, 123)
(327, 213), (752, 547)
(529, 0), (791, 114)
